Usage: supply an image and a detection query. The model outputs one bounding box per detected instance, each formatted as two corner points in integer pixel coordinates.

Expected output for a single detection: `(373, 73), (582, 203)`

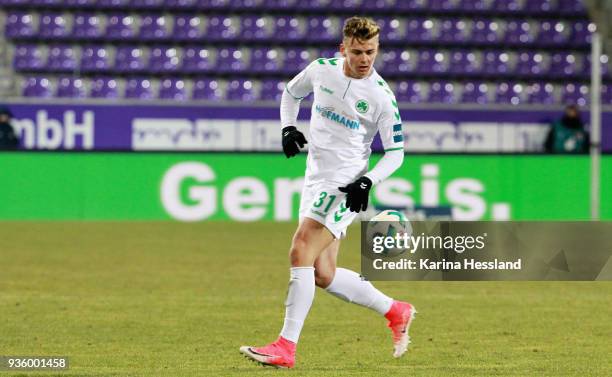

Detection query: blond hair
(342, 16), (380, 42)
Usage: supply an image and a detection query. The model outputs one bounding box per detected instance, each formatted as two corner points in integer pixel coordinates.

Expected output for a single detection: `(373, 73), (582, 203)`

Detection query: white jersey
(285, 57), (404, 186)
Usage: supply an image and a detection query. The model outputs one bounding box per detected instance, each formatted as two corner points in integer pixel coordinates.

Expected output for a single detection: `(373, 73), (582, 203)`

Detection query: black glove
(282, 126), (307, 158)
(338, 176), (372, 213)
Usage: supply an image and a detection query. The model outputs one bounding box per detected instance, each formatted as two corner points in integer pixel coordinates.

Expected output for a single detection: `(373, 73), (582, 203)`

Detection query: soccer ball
(366, 210), (412, 257)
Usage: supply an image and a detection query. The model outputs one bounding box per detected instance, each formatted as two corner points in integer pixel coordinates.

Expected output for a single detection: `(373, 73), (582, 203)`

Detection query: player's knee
(314, 268), (335, 288)
(289, 233), (310, 266)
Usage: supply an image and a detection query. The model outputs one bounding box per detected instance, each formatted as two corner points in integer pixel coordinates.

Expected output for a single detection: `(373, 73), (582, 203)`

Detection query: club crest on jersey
(355, 99), (369, 114)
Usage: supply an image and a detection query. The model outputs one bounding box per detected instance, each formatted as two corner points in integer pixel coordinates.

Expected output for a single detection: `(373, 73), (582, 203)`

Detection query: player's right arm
(280, 62), (317, 158)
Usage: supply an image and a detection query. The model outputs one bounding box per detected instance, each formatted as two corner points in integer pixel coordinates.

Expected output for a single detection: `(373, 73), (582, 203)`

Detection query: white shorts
(298, 182), (358, 239)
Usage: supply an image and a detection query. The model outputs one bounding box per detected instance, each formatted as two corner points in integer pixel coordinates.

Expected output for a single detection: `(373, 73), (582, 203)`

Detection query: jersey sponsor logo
(315, 104), (360, 130)
(393, 123), (403, 142)
(355, 99), (369, 114)
(319, 85), (334, 95)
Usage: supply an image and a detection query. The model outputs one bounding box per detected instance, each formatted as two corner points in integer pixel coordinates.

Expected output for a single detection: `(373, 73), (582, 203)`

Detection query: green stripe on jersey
(285, 87), (305, 100)
(384, 147), (404, 152)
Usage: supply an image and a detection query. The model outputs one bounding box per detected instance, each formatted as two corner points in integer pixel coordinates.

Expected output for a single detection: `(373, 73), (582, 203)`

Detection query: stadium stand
(0, 0), (607, 104)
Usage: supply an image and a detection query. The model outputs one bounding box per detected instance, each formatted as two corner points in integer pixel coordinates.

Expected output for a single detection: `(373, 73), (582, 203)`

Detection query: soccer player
(240, 16), (415, 368)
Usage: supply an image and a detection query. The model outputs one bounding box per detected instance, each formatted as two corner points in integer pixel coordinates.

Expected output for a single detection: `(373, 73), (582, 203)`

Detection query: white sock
(279, 267), (315, 343)
(325, 268), (393, 315)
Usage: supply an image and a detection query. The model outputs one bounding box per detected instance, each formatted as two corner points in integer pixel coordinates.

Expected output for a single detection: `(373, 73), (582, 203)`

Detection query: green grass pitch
(1, 222), (610, 376)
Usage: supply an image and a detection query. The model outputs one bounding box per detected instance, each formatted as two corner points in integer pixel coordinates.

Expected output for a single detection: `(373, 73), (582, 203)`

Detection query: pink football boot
(240, 336), (296, 368)
(384, 301), (417, 358)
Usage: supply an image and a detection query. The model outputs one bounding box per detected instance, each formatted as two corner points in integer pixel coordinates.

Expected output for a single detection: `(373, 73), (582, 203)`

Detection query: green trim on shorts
(384, 147), (404, 152)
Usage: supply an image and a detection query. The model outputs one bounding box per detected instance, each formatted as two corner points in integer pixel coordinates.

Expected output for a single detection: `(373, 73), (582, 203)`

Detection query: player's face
(340, 36), (379, 79)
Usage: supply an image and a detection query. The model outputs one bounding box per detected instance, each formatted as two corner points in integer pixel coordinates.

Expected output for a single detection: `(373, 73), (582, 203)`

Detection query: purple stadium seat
(90, 77), (119, 98)
(307, 16), (336, 42)
(405, 18), (434, 42)
(396, 0), (425, 11)
(56, 77), (86, 98)
(395, 81), (423, 103)
(526, 82), (555, 105)
(570, 21), (593, 45)
(282, 48), (311, 73)
(558, 0), (586, 13)
(115, 46), (147, 72)
(229, 0), (262, 9)
(561, 83), (588, 106)
(260, 0), (295, 10)
(240, 15), (270, 41)
(427, 81), (455, 104)
(438, 19), (467, 43)
(173, 15), (202, 41)
(380, 49), (415, 74)
(192, 78), (223, 100)
(328, 0), (361, 11)
(491, 0), (521, 12)
(22, 77), (53, 97)
(259, 80), (283, 101)
(549, 52), (578, 77)
(295, 0), (325, 11)
(132, 0), (165, 8)
(5, 12), (36, 39)
(430, 0), (455, 11)
(495, 82), (523, 105)
(536, 21), (568, 45)
(504, 20), (532, 44)
(318, 48), (340, 59)
(32, 0), (62, 5)
(525, 0), (554, 12)
(196, 0), (230, 9)
(481, 51), (511, 75)
(515, 52), (546, 76)
(273, 16), (303, 41)
(39, 13), (69, 39)
(0, 0), (29, 5)
(457, 0), (486, 11)
(182, 47), (212, 73)
(72, 13), (104, 39)
(448, 50), (477, 74)
(206, 16), (239, 41)
(149, 47), (181, 73)
(601, 85), (612, 105)
(226, 79), (255, 101)
(106, 14), (137, 39)
(582, 54), (610, 77)
(471, 19), (500, 44)
(125, 77), (154, 99)
(362, 0), (394, 11)
(416, 50), (447, 74)
(97, 0), (130, 7)
(159, 78), (187, 100)
(80, 45), (111, 72)
(216, 48), (246, 73)
(377, 18), (402, 42)
(250, 48), (280, 73)
(165, 0), (198, 8)
(14, 45), (44, 71)
(140, 15), (169, 40)
(460, 82), (488, 104)
(66, 0), (96, 6)
(46, 45), (77, 72)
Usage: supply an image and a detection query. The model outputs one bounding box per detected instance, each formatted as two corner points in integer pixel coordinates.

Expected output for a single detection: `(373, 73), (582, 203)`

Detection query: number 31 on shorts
(311, 191), (348, 222)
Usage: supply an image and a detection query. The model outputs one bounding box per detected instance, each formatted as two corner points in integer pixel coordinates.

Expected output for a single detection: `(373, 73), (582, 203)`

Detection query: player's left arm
(339, 98), (404, 213)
